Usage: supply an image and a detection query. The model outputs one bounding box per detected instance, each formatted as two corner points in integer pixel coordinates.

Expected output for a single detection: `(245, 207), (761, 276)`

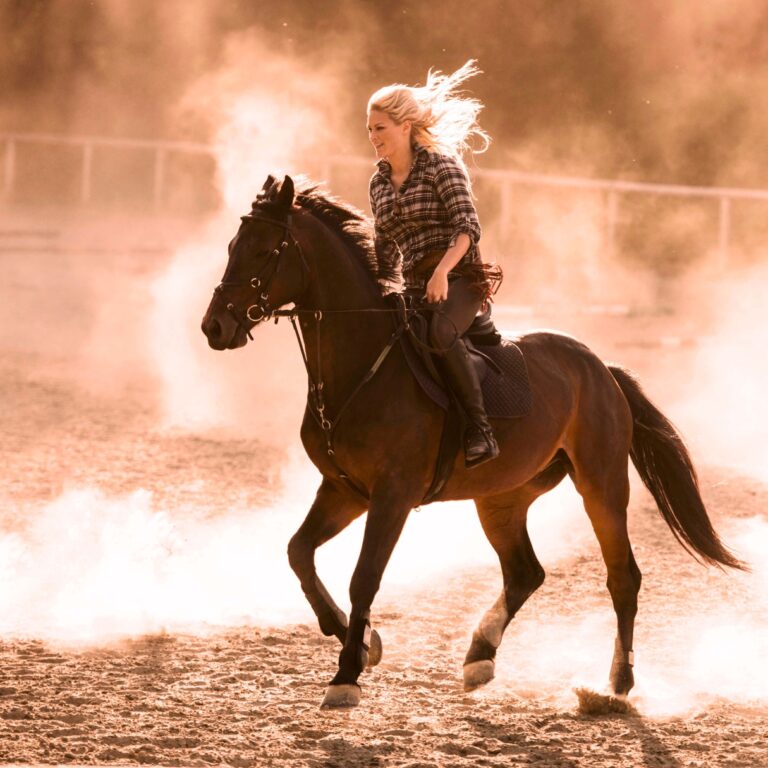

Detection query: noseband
(215, 212), (309, 334)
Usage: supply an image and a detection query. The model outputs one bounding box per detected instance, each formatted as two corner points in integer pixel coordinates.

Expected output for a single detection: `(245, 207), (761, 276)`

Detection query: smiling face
(366, 109), (411, 160)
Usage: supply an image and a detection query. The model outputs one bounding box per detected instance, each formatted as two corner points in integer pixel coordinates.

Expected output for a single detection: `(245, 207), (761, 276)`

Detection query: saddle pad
(479, 338), (533, 418)
(401, 335), (532, 419)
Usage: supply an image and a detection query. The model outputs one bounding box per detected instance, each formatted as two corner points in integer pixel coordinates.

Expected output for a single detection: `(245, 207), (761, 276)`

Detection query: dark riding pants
(426, 275), (484, 351)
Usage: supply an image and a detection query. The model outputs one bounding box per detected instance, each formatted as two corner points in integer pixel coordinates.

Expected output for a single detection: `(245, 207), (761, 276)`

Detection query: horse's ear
(261, 174), (276, 193)
(276, 175), (295, 210)
(253, 174), (278, 208)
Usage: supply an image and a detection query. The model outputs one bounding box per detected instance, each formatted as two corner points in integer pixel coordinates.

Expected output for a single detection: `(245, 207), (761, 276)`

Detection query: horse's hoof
(609, 661), (635, 697)
(612, 692), (628, 702)
(463, 659), (495, 691)
(320, 684), (361, 709)
(366, 629), (383, 669)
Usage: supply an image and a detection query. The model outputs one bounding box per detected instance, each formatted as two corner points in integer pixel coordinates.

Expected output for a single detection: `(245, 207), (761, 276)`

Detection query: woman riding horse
(367, 60), (501, 468)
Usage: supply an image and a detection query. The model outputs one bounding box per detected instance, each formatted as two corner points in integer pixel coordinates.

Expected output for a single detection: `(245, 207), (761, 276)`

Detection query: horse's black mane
(296, 181), (379, 277)
(254, 177), (399, 287)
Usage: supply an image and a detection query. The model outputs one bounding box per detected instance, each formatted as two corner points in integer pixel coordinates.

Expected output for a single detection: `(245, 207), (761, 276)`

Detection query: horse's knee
(287, 532), (311, 577)
(504, 552), (545, 604)
(529, 561), (546, 592)
(521, 565), (545, 604)
(503, 571), (544, 616)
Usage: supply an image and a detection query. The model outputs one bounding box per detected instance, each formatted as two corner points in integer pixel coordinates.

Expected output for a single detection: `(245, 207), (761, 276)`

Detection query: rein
(283, 306), (406, 500)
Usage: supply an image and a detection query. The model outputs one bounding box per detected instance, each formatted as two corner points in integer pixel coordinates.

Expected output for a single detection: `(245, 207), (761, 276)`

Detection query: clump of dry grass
(574, 687), (639, 716)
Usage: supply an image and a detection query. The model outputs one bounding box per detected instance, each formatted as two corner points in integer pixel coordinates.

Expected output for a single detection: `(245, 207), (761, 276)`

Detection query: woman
(367, 60), (501, 468)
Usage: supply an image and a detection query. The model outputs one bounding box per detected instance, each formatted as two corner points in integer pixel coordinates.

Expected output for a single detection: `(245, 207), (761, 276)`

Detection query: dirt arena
(1, 228), (767, 768)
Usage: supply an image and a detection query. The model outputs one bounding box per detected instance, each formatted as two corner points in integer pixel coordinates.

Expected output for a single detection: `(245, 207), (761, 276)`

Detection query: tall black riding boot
(440, 338), (500, 468)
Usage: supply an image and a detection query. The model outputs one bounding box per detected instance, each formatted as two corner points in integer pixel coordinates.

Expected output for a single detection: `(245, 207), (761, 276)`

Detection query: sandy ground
(1, 346), (767, 768)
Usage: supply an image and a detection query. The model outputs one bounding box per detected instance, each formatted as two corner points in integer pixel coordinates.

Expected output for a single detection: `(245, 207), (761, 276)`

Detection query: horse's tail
(608, 364), (747, 571)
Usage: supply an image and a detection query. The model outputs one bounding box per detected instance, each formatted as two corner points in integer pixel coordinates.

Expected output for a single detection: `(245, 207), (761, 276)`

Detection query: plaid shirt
(369, 145), (482, 290)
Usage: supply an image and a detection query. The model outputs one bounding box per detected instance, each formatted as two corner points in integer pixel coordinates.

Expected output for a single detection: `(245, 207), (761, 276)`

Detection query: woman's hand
(425, 266), (449, 303)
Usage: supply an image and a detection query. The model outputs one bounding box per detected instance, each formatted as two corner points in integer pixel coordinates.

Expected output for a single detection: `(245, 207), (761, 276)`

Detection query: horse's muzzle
(201, 312), (248, 350)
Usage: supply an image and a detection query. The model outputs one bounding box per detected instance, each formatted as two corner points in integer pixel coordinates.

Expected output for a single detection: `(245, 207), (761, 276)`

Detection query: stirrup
(464, 427), (499, 469)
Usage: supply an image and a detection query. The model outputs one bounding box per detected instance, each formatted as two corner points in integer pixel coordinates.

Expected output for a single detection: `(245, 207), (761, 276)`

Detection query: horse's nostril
(207, 318), (222, 339)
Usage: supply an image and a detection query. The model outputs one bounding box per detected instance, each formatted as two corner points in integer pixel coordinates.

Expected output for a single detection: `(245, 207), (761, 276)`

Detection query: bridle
(214, 212), (309, 336)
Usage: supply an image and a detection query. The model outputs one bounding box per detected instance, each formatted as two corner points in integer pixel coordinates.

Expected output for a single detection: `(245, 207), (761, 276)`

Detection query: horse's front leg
(287, 479), (372, 649)
(321, 485), (414, 708)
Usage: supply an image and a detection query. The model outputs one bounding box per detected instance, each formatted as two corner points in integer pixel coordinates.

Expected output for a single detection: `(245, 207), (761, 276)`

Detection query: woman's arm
(426, 155), (481, 302)
(425, 233), (470, 302)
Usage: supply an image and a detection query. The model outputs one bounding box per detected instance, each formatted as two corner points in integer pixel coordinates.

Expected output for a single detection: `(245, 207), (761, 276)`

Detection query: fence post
(717, 196), (731, 270)
(81, 142), (93, 203)
(3, 139), (15, 203)
(153, 148), (166, 211)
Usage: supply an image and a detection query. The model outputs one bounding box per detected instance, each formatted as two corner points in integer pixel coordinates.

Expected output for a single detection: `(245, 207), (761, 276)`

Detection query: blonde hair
(367, 59), (490, 161)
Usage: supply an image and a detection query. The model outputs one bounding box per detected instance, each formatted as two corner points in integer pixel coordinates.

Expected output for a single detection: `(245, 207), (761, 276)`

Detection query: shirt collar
(376, 143), (429, 179)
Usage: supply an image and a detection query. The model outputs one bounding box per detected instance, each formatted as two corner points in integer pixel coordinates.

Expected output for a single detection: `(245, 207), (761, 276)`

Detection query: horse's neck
(297, 216), (398, 409)
(301, 218), (384, 312)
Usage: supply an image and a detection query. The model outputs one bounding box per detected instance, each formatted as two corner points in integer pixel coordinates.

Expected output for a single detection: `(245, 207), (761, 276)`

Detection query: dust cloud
(670, 264), (768, 483)
(0, 449), (590, 643)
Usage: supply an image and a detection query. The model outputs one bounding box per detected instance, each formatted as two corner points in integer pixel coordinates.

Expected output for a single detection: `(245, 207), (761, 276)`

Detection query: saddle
(400, 302), (533, 504)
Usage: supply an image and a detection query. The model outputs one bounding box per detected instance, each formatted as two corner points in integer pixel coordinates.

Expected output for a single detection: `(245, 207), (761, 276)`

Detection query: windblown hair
(367, 59), (490, 162)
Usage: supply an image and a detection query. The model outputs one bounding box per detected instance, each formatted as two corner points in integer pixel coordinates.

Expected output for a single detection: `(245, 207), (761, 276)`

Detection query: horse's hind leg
(570, 451), (641, 696)
(464, 462), (566, 691)
(287, 479), (378, 659)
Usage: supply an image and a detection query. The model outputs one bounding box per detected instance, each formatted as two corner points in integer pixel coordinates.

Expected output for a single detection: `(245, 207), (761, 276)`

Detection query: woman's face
(367, 109), (411, 160)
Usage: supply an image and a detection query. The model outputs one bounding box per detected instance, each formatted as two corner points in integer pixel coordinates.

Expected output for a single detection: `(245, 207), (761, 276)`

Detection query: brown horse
(201, 175), (745, 709)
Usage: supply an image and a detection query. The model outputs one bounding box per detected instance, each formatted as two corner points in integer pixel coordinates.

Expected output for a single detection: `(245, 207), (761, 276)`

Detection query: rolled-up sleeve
(433, 155), (481, 248)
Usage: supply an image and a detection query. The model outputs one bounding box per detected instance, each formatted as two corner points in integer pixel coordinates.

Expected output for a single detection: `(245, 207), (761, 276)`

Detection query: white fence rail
(1, 132), (213, 210)
(4, 132), (768, 266)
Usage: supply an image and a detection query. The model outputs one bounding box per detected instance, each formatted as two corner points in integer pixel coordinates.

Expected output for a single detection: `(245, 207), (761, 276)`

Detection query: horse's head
(201, 174), (309, 350)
